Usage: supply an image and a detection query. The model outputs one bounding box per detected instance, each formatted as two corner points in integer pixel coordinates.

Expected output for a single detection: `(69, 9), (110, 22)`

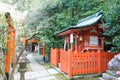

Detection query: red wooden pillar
(24, 37), (27, 47)
(68, 49), (72, 78)
(55, 48), (58, 67)
(102, 38), (104, 50)
(75, 35), (78, 51)
(97, 50), (102, 74)
(5, 30), (11, 74)
(4, 12), (16, 80)
(5, 12), (14, 79)
(11, 29), (16, 66)
(67, 36), (70, 49)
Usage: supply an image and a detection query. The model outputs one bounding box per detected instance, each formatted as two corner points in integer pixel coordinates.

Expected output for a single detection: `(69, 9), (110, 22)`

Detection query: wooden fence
(50, 48), (114, 78)
(50, 48), (60, 67)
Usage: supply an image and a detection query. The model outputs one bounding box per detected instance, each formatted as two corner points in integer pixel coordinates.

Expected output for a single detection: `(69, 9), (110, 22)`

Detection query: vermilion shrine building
(50, 12), (114, 78)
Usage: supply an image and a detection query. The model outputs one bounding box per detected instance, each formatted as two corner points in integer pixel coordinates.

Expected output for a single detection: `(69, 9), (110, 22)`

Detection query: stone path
(14, 53), (66, 80)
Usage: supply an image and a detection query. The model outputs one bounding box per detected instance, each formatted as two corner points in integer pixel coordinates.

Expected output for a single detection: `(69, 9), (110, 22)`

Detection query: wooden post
(97, 50), (102, 74)
(102, 38), (104, 50)
(75, 35), (78, 51)
(5, 33), (11, 79)
(5, 26), (15, 79)
(50, 48), (52, 64)
(68, 36), (70, 49)
(42, 45), (46, 62)
(68, 49), (72, 78)
(11, 29), (16, 67)
(5, 12), (16, 80)
(55, 48), (58, 67)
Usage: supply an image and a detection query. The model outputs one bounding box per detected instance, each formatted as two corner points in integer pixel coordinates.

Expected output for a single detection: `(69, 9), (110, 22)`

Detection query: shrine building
(50, 12), (114, 78)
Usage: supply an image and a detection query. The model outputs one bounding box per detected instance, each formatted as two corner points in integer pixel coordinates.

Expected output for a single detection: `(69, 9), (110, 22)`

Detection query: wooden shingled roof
(56, 11), (103, 36)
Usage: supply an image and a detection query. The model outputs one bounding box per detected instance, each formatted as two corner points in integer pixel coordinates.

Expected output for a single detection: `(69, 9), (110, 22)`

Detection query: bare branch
(26, 32), (40, 42)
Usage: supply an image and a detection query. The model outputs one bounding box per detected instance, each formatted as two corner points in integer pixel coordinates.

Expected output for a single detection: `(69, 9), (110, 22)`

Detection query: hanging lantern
(80, 36), (82, 41)
(70, 34), (73, 43)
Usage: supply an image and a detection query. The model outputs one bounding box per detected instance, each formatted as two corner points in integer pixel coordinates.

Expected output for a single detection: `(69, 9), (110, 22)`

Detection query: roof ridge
(77, 11), (102, 24)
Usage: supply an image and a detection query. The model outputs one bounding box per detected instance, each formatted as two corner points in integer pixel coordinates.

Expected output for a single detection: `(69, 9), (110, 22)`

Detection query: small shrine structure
(19, 36), (39, 52)
(50, 12), (114, 78)
(19, 36), (46, 61)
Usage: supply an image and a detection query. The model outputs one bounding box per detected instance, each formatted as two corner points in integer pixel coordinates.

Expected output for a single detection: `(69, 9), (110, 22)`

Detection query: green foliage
(101, 0), (120, 52)
(0, 15), (8, 55)
(0, 25), (7, 55)
(25, 0), (120, 55)
(2, 47), (8, 55)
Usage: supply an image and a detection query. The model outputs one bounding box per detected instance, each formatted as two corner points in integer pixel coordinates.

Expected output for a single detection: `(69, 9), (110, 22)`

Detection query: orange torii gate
(19, 36), (38, 47)
(20, 36), (46, 62)
(5, 12), (16, 79)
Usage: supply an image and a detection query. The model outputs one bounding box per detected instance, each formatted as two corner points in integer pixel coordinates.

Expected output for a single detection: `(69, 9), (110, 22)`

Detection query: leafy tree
(101, 0), (120, 52)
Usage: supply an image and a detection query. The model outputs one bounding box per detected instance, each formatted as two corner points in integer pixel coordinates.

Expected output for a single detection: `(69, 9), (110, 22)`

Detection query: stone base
(106, 70), (119, 77)
(58, 63), (60, 68)
(99, 78), (105, 80)
(101, 73), (120, 80)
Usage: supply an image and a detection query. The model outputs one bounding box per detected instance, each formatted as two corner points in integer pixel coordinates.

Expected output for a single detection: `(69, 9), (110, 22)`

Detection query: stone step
(72, 74), (99, 79)
(99, 78), (105, 80)
(106, 70), (119, 77)
(102, 73), (119, 80)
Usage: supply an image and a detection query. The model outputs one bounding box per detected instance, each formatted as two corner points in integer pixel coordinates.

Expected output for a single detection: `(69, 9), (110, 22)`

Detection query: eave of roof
(56, 11), (103, 36)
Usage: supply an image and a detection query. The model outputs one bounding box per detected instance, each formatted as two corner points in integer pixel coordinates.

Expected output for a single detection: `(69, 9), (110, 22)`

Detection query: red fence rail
(50, 48), (114, 78)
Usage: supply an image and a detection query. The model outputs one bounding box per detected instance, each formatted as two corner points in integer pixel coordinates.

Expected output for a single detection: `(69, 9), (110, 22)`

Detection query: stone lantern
(18, 55), (30, 80)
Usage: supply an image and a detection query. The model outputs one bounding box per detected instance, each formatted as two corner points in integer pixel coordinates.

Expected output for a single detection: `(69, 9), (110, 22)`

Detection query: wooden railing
(60, 49), (114, 78)
(50, 48), (114, 78)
